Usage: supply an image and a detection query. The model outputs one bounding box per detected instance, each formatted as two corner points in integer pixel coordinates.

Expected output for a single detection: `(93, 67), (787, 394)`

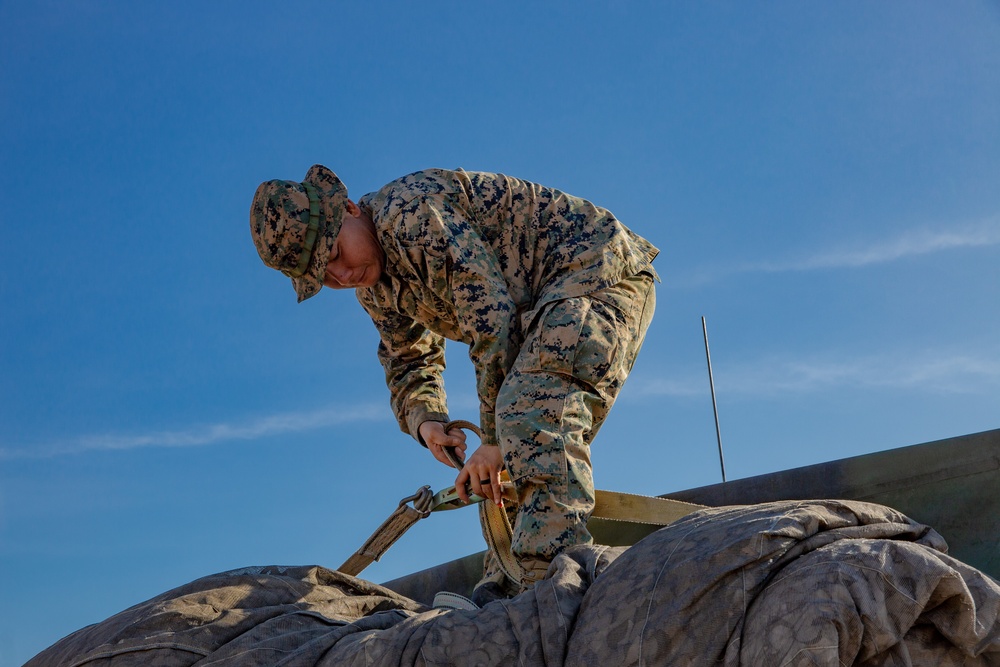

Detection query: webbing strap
(337, 486), (432, 576)
(337, 422), (711, 580)
(431, 485), (706, 524)
(438, 421), (525, 584)
(479, 484), (524, 584)
(593, 489), (707, 526)
(438, 422), (710, 587)
(471, 489), (708, 586)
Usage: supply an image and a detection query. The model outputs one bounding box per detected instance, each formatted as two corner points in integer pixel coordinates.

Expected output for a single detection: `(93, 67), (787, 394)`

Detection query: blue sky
(2, 1), (999, 663)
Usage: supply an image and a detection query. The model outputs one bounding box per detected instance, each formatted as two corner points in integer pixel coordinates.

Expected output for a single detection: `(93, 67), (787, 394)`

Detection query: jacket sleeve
(401, 202), (518, 448)
(357, 288), (450, 443)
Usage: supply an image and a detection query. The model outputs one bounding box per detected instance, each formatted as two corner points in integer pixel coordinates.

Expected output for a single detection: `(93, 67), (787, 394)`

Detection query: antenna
(701, 316), (727, 482)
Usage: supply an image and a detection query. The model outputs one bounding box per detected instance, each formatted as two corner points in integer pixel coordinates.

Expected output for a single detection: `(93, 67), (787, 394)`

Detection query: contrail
(0, 402), (385, 461)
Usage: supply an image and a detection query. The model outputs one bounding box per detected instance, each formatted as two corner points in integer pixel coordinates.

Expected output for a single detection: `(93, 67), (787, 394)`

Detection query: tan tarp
(28, 500), (1000, 666)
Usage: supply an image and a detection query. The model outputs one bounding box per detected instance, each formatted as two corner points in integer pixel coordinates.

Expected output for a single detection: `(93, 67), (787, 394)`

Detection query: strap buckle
(431, 485), (488, 512)
(399, 485), (434, 518)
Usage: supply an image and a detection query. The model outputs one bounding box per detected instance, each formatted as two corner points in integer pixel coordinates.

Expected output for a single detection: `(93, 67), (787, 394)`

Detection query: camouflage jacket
(356, 169), (659, 447)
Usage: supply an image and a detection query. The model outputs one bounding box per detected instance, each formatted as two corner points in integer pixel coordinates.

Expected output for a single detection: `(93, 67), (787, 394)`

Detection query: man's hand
(420, 420), (468, 468)
(455, 445), (503, 506)
(419, 421), (503, 505)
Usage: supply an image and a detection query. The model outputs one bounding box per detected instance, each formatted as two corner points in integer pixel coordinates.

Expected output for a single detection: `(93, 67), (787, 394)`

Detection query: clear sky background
(2, 2), (999, 664)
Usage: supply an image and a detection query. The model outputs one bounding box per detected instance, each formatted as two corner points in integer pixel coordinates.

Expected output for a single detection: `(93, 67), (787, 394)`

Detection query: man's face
(322, 205), (384, 290)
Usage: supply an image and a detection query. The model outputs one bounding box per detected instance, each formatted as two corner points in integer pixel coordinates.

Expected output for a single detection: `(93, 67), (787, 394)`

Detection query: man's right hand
(420, 421), (468, 468)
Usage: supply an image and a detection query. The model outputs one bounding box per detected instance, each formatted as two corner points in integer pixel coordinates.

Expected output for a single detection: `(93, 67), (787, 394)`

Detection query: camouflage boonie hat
(250, 164), (348, 302)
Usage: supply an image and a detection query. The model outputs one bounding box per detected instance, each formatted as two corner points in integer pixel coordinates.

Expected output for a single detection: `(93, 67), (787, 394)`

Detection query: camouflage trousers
(482, 271), (656, 591)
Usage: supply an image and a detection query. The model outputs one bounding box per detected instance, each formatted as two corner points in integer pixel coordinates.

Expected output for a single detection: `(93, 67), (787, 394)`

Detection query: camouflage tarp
(28, 500), (1000, 666)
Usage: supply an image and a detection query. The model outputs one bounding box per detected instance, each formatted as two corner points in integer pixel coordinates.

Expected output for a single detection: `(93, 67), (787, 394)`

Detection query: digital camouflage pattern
(250, 164), (348, 302)
(474, 271), (657, 595)
(26, 501), (1000, 666)
(356, 168), (659, 447)
(494, 271), (656, 586)
(475, 271), (657, 593)
(354, 169), (659, 583)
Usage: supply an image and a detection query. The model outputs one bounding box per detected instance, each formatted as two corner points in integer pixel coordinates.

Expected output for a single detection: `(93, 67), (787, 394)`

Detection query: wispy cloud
(749, 222), (1000, 273)
(684, 219), (1000, 285)
(632, 349), (1000, 399)
(5, 352), (997, 460)
(0, 403), (385, 461)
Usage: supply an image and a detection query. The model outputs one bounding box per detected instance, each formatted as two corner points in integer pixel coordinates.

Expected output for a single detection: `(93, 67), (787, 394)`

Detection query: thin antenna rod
(702, 316), (727, 482)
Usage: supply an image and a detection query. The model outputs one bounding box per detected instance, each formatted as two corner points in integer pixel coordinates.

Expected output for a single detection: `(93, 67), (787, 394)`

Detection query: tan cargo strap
(593, 489), (706, 526)
(338, 420), (710, 580)
(470, 487), (707, 586)
(337, 420), (494, 577)
(437, 421), (525, 584)
(429, 483), (706, 524)
(436, 421), (710, 587)
(337, 485), (434, 576)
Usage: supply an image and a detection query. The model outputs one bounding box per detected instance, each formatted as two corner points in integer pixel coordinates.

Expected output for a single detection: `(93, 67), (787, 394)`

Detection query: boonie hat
(250, 164), (348, 302)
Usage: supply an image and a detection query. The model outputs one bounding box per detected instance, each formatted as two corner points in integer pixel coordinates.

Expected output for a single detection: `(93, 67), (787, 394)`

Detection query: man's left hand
(455, 445), (504, 506)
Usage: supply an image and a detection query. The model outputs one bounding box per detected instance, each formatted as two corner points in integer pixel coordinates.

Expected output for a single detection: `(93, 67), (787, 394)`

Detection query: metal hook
(399, 485), (433, 517)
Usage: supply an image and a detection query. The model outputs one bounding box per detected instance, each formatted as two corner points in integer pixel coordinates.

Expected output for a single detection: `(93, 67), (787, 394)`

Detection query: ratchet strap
(337, 485), (434, 577)
(337, 421), (709, 579)
(593, 489), (705, 526)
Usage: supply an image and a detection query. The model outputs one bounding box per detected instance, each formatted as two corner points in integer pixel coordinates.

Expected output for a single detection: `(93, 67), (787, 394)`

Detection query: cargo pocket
(527, 297), (622, 394)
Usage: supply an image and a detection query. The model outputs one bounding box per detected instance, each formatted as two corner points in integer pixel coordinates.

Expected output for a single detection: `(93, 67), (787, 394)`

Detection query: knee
(495, 371), (561, 449)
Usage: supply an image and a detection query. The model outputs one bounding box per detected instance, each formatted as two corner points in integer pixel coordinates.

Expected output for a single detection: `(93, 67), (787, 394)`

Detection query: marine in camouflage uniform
(250, 165), (658, 595)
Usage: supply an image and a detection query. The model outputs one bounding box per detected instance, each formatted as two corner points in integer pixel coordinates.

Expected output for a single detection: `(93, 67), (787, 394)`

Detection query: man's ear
(344, 199), (361, 217)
